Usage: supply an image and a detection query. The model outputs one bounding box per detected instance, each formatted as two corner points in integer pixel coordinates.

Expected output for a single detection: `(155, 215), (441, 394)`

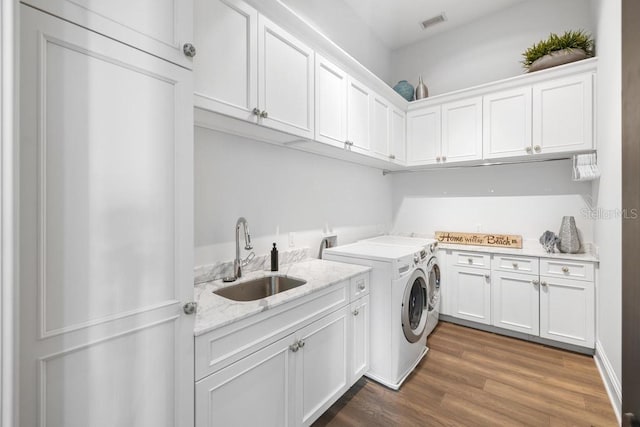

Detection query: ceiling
(285, 0), (528, 50)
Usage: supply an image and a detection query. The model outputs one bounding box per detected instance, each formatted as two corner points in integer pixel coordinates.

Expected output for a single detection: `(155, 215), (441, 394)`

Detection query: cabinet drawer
(540, 259), (594, 281)
(492, 255), (539, 275)
(195, 281), (349, 380)
(350, 273), (369, 300)
(451, 251), (491, 269)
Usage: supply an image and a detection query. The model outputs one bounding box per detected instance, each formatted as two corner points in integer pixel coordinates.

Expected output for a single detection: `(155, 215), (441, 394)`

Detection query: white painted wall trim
(595, 340), (622, 424)
(1, 0), (17, 426)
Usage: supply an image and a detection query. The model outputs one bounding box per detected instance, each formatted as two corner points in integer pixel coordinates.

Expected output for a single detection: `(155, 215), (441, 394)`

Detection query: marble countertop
(437, 240), (598, 262)
(194, 259), (371, 336)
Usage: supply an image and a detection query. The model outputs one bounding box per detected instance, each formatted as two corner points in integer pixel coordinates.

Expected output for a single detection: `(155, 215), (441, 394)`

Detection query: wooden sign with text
(435, 231), (523, 249)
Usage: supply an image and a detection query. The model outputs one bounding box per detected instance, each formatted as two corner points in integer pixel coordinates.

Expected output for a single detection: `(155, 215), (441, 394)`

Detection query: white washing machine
(323, 242), (429, 390)
(360, 235), (441, 336)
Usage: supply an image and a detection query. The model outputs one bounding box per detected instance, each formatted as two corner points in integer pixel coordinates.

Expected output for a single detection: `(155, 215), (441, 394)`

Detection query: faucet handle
(242, 251), (255, 267)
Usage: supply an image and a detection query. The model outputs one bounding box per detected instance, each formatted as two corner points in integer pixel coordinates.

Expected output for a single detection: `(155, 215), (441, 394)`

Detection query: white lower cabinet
(450, 265), (491, 325)
(491, 271), (540, 336)
(195, 274), (370, 427)
(539, 275), (595, 348)
(349, 295), (370, 382)
(195, 334), (296, 427)
(445, 250), (595, 350)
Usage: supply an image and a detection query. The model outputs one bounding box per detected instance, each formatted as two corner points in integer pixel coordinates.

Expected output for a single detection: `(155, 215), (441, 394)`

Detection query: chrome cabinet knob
(252, 107), (261, 116)
(389, 154), (396, 160)
(298, 339), (305, 348)
(436, 156), (441, 162)
(260, 110), (269, 119)
(541, 281), (548, 287)
(562, 266), (570, 273)
(467, 258), (473, 264)
(183, 43), (196, 57)
(532, 279), (540, 285)
(534, 145), (541, 153)
(484, 274), (490, 279)
(525, 146), (533, 154)
(183, 302), (198, 315)
(512, 262), (519, 269)
(353, 309), (359, 316)
(442, 156), (447, 161)
(358, 281), (366, 290)
(289, 342), (299, 352)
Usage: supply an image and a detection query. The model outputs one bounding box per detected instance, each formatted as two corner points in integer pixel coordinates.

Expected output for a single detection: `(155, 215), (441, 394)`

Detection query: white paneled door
(20, 6), (194, 427)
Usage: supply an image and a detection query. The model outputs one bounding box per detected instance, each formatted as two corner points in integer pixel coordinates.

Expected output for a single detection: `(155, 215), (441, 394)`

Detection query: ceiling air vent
(420, 13), (447, 30)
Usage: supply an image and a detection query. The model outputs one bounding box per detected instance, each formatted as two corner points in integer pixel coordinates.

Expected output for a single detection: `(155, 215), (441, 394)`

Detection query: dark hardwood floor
(314, 322), (617, 427)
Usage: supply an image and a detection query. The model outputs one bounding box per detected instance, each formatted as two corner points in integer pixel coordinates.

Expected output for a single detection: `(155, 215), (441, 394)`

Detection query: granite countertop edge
(193, 259), (372, 336)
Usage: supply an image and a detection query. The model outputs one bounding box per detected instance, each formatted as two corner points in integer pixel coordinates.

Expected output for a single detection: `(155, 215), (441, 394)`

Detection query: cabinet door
(349, 295), (370, 385)
(20, 7), (194, 427)
(539, 276), (595, 348)
(258, 15), (314, 139)
(22, 0), (193, 68)
(347, 77), (372, 151)
(194, 0), (258, 121)
(491, 271), (540, 335)
(315, 54), (347, 147)
(450, 266), (491, 325)
(483, 87), (532, 160)
(406, 106), (441, 165)
(532, 73), (594, 154)
(442, 97), (483, 163)
(196, 334), (297, 427)
(370, 93), (391, 159)
(390, 107), (407, 164)
(296, 307), (350, 426)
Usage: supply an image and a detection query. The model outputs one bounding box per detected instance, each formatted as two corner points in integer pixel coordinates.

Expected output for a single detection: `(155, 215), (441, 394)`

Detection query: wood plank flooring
(314, 322), (617, 427)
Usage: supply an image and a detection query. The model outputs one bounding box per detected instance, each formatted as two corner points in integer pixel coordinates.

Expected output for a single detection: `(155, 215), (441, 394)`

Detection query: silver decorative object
(557, 216), (581, 253)
(539, 230), (560, 253)
(415, 76), (428, 100)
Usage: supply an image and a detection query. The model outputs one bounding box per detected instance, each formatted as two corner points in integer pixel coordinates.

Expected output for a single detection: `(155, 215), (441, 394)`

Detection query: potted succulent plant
(522, 30), (594, 72)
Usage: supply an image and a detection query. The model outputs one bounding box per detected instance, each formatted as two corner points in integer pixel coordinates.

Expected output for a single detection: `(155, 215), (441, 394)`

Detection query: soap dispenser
(271, 243), (279, 271)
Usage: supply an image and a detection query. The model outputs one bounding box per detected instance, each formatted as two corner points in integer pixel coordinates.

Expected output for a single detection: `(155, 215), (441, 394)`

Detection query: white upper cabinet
(370, 93), (391, 159)
(194, 0), (258, 121)
(533, 73), (594, 154)
(441, 97), (483, 163)
(347, 77), (372, 152)
(483, 87), (533, 160)
(23, 0), (194, 68)
(390, 107), (407, 164)
(258, 15), (315, 139)
(315, 54), (348, 147)
(406, 106), (441, 166)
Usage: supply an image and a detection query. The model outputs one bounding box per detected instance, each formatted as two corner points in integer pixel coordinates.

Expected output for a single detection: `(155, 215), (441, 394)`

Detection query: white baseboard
(594, 340), (621, 424)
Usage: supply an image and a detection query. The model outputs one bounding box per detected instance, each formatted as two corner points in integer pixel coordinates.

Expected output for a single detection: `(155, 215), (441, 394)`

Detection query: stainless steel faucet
(233, 217), (254, 280)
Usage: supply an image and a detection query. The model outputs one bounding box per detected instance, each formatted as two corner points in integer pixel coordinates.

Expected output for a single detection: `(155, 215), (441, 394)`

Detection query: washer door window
(427, 258), (441, 312)
(401, 269), (428, 343)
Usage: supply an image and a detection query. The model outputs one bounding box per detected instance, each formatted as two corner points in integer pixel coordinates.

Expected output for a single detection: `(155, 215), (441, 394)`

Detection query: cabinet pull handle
(298, 339), (305, 348)
(289, 342), (299, 352)
(562, 266), (570, 273)
(353, 309), (359, 316)
(525, 146), (532, 154)
(183, 43), (196, 57)
(534, 145), (541, 153)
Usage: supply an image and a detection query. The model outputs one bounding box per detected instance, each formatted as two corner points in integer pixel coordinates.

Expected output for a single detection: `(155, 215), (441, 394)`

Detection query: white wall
(390, 0), (596, 96)
(280, 0), (392, 83)
(194, 127), (393, 267)
(391, 160), (594, 243)
(592, 0), (622, 414)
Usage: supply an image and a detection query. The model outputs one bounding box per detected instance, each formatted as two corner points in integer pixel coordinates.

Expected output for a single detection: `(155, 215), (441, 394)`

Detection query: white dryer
(360, 235), (441, 336)
(323, 242), (429, 390)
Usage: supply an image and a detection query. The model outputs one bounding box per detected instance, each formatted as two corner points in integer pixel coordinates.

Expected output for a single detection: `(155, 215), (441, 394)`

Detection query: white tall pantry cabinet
(19, 2), (195, 426)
